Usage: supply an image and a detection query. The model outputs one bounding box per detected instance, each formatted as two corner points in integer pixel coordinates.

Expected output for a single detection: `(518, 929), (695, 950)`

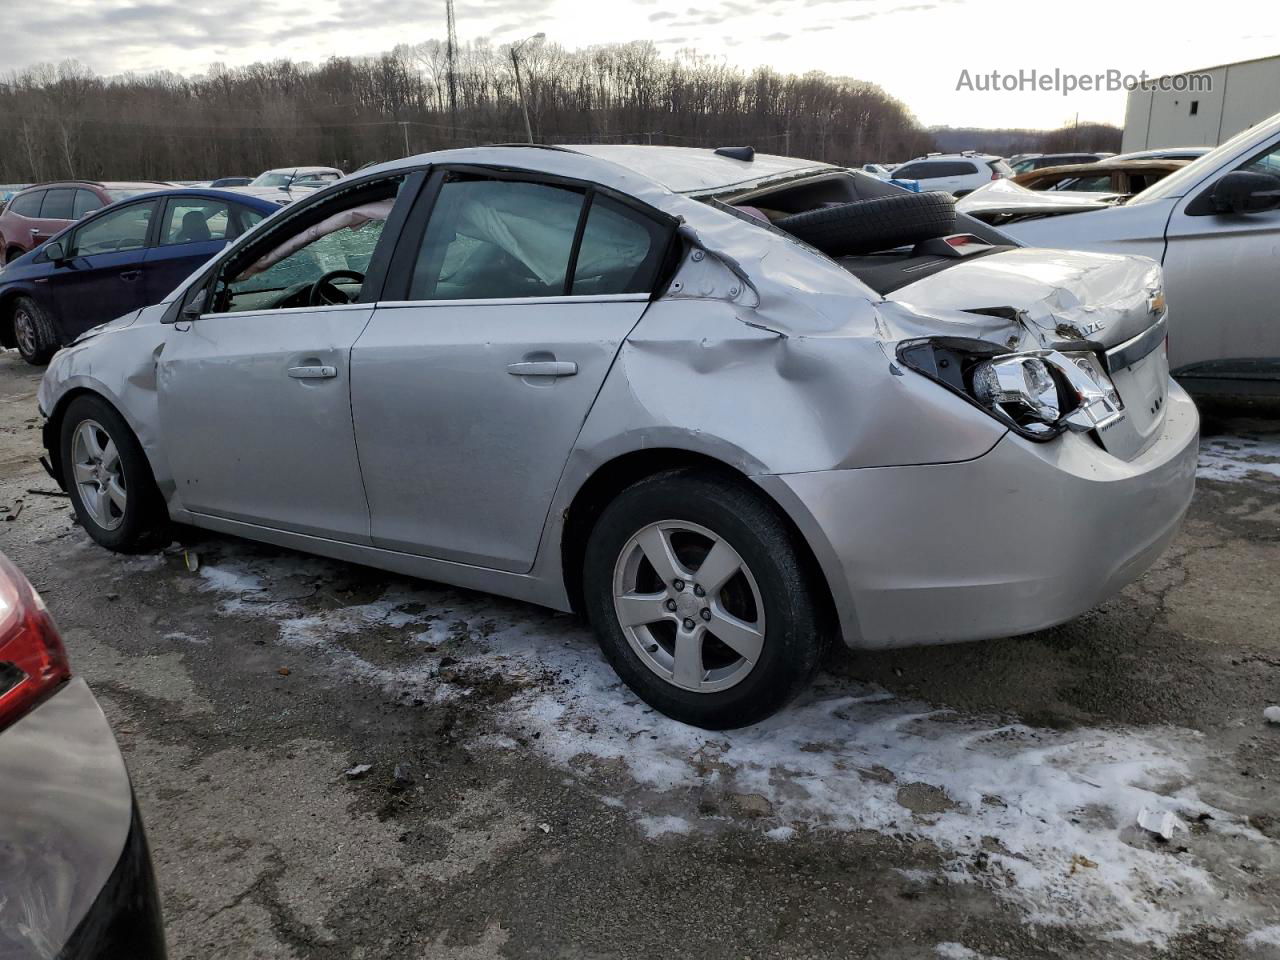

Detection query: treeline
(931, 122), (1123, 157)
(0, 42), (937, 182)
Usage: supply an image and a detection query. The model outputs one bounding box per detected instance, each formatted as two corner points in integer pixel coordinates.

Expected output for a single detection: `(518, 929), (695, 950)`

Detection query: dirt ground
(1, 350), (1277, 960)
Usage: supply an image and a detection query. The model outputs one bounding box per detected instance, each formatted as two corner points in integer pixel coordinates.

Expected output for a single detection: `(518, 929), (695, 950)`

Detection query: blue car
(0, 187), (287, 364)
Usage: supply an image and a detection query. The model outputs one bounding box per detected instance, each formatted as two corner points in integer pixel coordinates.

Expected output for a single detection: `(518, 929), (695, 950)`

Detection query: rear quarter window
(40, 189), (76, 220)
(9, 191), (44, 218)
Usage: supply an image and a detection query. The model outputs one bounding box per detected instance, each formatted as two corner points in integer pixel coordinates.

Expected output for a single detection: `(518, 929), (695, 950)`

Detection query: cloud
(648, 10), (676, 20)
(762, 32), (791, 41)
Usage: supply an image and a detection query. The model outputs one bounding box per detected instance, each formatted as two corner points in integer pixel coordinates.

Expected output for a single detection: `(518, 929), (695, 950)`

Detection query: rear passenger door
(351, 169), (674, 572)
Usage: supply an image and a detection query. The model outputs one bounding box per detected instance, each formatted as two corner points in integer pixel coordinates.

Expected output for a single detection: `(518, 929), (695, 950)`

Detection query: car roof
(1110, 147), (1210, 162)
(559, 144), (837, 194)
(259, 166), (342, 175)
(903, 153), (999, 163)
(15, 179), (170, 193)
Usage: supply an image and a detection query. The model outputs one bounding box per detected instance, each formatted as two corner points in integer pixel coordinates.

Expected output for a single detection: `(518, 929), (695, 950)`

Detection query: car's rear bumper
(0, 679), (165, 959)
(757, 379), (1199, 649)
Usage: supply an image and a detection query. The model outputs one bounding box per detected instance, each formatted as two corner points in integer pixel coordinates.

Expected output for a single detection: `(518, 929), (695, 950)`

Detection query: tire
(582, 469), (826, 729)
(11, 296), (60, 365)
(60, 394), (169, 553)
(775, 191), (957, 257)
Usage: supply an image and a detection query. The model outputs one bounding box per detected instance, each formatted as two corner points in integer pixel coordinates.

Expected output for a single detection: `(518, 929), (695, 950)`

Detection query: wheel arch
(558, 447), (841, 644)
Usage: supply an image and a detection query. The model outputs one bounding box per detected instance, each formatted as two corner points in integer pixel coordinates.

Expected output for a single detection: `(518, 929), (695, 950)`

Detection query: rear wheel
(60, 394), (169, 553)
(11, 296), (60, 365)
(583, 470), (826, 729)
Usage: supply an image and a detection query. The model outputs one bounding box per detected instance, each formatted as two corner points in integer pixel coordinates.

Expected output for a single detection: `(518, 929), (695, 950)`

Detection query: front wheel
(11, 296), (60, 365)
(583, 470), (827, 729)
(60, 394), (169, 552)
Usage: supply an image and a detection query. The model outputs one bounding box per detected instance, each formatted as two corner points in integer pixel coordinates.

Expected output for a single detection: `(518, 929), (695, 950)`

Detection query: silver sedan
(38, 145), (1198, 728)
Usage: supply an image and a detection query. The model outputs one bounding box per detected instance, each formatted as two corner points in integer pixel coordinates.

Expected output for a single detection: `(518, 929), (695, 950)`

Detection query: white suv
(891, 153), (1013, 196)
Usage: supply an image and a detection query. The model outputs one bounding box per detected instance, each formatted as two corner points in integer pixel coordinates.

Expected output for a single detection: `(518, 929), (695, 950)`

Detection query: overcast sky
(2, 0), (1275, 129)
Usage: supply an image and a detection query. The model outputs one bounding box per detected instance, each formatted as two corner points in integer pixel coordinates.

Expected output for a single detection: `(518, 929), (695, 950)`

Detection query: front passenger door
(351, 172), (674, 572)
(158, 175), (409, 542)
(49, 200), (159, 338)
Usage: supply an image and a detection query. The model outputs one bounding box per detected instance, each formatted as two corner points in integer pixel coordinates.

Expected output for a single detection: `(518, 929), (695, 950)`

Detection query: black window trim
(380, 162), (679, 304)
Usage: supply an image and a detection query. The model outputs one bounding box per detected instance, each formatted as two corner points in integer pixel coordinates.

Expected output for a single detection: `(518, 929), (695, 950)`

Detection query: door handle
(29, 228), (39, 236)
(288, 364), (337, 379)
(119, 269), (141, 282)
(506, 360), (577, 378)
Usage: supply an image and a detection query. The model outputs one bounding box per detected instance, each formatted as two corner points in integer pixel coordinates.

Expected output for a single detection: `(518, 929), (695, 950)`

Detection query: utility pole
(399, 121), (410, 156)
(445, 0), (458, 140)
(511, 33), (544, 144)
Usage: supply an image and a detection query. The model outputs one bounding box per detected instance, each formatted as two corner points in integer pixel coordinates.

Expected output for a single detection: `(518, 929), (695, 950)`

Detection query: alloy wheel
(611, 520), (766, 693)
(71, 419), (127, 531)
(12, 307), (37, 358)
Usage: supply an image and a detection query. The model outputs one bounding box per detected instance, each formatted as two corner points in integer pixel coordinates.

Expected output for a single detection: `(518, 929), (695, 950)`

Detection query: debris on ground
(1137, 808), (1183, 841)
(1263, 706), (1280, 724)
(184, 550), (199, 572)
(4, 501), (23, 521)
(276, 666), (291, 676)
(25, 488), (67, 498)
(389, 763), (414, 793)
(1069, 854), (1099, 875)
(344, 764), (372, 780)
(537, 822), (551, 834)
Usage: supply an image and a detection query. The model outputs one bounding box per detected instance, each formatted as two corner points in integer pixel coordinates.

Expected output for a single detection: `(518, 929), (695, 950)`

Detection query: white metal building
(1122, 54), (1280, 152)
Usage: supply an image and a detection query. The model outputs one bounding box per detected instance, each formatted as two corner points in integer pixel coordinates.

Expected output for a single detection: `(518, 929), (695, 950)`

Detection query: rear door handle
(506, 360), (577, 378)
(288, 364), (337, 379)
(119, 269), (141, 282)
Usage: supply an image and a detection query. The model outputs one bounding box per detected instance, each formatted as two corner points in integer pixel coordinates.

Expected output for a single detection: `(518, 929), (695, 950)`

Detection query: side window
(71, 201), (157, 256)
(236, 204), (270, 233)
(160, 198), (231, 246)
(72, 189), (103, 219)
(211, 177), (403, 314)
(40, 189), (76, 220)
(893, 163), (926, 179)
(410, 177), (584, 301)
(10, 191), (45, 218)
(949, 162), (980, 177)
(572, 195), (669, 296)
(1239, 142), (1280, 178)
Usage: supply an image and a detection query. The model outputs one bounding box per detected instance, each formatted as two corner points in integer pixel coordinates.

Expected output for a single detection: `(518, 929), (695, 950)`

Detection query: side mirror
(1211, 170), (1280, 215)
(165, 287), (206, 324)
(44, 240), (67, 263)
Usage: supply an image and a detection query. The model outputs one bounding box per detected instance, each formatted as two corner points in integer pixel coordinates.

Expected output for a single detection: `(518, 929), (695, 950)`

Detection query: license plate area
(1099, 326), (1169, 458)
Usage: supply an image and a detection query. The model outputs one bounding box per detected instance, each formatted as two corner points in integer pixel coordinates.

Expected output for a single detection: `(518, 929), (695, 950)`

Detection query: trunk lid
(887, 247), (1169, 460)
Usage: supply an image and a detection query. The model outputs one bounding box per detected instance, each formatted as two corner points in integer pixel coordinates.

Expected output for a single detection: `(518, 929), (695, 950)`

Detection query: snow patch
(1198, 433), (1280, 483)
(936, 945), (1006, 960)
(185, 546), (1280, 945)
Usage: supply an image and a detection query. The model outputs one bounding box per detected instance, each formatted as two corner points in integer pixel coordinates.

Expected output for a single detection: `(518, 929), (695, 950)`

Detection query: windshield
(250, 172), (295, 187)
(1128, 116), (1280, 204)
(106, 187), (157, 202)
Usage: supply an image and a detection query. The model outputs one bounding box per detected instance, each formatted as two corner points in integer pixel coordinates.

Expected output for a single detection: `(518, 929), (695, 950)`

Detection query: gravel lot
(0, 350), (1277, 960)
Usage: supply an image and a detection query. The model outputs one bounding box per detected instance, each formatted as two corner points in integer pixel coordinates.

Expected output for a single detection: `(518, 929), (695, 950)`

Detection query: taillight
(0, 553), (70, 733)
(991, 170), (1000, 180)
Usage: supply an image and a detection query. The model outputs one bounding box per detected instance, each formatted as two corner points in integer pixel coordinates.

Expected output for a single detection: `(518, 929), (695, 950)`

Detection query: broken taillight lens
(0, 552), (70, 733)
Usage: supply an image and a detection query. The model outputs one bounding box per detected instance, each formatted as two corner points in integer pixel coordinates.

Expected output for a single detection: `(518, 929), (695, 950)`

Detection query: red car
(0, 181), (168, 265)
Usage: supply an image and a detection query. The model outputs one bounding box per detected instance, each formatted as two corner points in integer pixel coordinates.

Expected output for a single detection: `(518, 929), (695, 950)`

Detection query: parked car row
(0, 187), (291, 362)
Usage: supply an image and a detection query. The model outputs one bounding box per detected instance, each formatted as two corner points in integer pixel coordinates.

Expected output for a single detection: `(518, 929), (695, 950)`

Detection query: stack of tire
(774, 191), (957, 256)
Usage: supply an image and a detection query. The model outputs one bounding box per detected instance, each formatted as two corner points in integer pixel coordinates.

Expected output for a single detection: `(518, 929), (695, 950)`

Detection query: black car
(0, 186), (287, 364)
(0, 551), (166, 958)
(209, 177), (252, 188)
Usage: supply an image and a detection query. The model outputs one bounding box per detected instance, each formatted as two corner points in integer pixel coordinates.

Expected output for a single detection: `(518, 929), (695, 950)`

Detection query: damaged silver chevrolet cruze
(37, 145), (1198, 729)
